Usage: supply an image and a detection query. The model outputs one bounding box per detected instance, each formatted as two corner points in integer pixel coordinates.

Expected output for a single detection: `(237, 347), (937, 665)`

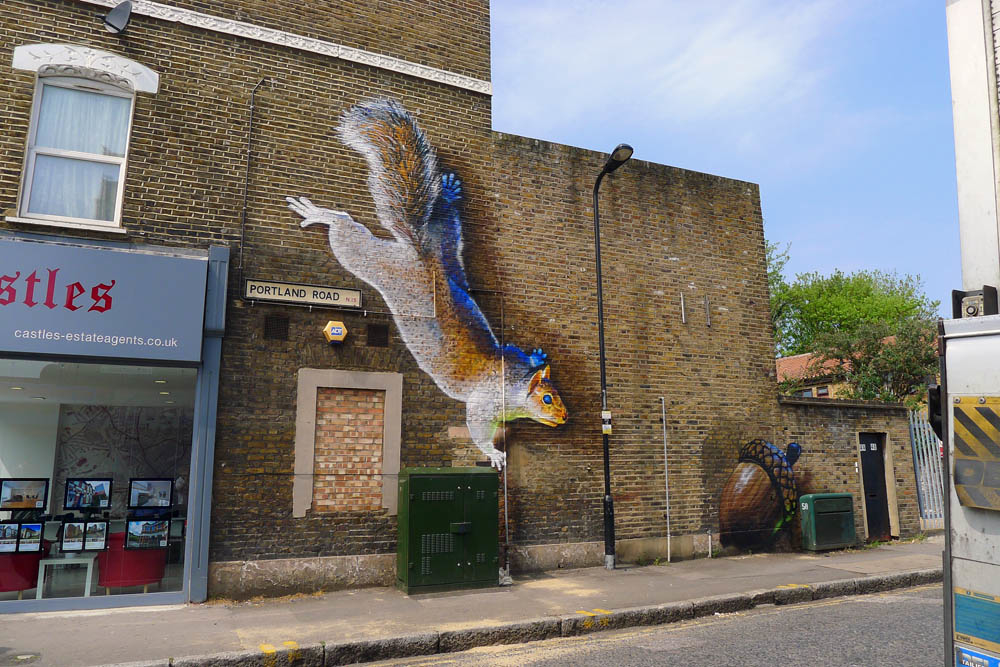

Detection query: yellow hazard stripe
(954, 407), (1000, 461)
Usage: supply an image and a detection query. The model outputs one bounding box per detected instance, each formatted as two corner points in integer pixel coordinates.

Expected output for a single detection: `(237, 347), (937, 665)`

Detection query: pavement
(0, 535), (945, 667)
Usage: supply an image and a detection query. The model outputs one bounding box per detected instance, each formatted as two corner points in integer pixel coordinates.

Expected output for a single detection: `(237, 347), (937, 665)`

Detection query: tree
(811, 316), (938, 408)
(766, 241), (792, 344)
(765, 243), (940, 405)
(767, 257), (938, 357)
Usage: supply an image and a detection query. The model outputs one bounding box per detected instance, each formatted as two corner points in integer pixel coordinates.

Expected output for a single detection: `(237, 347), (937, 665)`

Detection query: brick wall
(0, 0), (494, 562)
(489, 132), (781, 545)
(776, 397), (920, 539)
(313, 387), (385, 513)
(0, 2), (920, 585)
(154, 0), (491, 80)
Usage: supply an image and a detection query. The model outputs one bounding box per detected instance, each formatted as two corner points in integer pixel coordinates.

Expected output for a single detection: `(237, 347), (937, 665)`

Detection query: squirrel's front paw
(287, 196), (353, 228)
(488, 449), (506, 470)
(441, 173), (462, 204)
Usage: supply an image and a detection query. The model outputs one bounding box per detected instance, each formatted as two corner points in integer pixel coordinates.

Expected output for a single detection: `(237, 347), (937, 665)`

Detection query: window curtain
(27, 84), (131, 222)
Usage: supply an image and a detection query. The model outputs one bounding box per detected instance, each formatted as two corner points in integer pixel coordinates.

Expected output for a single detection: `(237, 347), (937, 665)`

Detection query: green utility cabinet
(396, 467), (498, 593)
(800, 493), (856, 551)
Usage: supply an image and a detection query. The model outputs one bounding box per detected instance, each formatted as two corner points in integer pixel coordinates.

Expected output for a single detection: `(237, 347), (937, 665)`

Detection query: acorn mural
(719, 439), (802, 549)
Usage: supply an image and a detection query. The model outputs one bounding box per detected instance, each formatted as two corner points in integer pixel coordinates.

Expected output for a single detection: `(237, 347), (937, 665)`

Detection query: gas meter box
(799, 493), (855, 551)
(396, 467), (498, 594)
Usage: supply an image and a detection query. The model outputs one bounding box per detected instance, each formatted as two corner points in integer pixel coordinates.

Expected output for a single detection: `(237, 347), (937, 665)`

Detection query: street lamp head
(602, 143), (634, 174)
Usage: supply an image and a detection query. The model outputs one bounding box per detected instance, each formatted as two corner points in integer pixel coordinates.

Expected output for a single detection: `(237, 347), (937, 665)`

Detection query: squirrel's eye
(543, 394), (553, 405)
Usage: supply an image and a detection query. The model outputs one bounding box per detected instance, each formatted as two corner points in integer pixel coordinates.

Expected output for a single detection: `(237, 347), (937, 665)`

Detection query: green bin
(396, 467), (498, 593)
(800, 493), (856, 551)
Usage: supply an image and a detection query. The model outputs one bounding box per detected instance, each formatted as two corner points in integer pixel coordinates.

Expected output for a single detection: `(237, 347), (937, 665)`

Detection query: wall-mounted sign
(244, 279), (361, 309)
(323, 321), (348, 343)
(0, 238), (208, 362)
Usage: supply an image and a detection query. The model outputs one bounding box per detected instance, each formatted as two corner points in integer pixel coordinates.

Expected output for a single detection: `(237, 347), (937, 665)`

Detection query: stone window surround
(9, 44), (160, 234)
(293, 369), (402, 517)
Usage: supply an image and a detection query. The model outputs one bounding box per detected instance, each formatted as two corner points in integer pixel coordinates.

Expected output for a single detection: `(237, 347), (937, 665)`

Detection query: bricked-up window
(313, 388), (385, 512)
(19, 77), (135, 228)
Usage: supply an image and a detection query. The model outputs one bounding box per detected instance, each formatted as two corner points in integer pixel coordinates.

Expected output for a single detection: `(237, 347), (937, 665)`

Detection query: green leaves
(812, 317), (939, 408)
(767, 242), (940, 406)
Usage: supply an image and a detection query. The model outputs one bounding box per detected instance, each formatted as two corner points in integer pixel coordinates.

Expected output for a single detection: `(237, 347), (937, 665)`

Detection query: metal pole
(660, 396), (671, 563)
(594, 170), (615, 570)
(238, 77), (269, 287)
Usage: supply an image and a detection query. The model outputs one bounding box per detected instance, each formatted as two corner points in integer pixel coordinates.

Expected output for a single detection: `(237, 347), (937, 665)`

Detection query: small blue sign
(957, 646), (1000, 667)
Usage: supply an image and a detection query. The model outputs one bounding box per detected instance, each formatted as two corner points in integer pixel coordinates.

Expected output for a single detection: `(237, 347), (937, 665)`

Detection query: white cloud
(492, 0), (846, 135)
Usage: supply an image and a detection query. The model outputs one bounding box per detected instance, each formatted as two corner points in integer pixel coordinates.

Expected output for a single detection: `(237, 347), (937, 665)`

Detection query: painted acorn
(718, 439), (802, 549)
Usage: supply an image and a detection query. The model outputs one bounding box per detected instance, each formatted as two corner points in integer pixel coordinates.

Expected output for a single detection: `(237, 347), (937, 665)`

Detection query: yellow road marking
(283, 640), (300, 661)
(259, 643), (276, 654)
(576, 610), (597, 616)
(593, 608), (612, 614)
(776, 583), (811, 589)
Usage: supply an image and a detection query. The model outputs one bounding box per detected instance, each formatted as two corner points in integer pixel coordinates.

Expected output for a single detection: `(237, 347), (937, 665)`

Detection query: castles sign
(243, 279), (361, 309)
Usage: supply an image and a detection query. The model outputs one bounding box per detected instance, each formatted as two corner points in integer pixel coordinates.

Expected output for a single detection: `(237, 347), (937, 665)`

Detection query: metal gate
(908, 409), (945, 530)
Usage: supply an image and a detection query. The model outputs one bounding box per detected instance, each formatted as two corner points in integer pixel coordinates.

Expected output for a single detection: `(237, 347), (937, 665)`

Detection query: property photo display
(127, 479), (173, 509)
(0, 521), (18, 553)
(60, 520), (86, 552)
(125, 519), (169, 549)
(0, 478), (49, 511)
(64, 479), (112, 510)
(17, 522), (42, 552)
(83, 521), (108, 551)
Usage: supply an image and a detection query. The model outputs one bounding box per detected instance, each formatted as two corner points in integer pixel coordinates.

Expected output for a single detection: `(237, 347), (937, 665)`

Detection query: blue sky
(490, 1), (960, 313)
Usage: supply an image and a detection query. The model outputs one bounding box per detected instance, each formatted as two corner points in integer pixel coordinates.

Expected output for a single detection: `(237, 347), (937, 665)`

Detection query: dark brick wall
(0, 0), (494, 562)
(157, 0), (491, 80)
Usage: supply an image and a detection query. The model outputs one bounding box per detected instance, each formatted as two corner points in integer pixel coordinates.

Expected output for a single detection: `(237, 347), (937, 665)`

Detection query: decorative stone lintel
(12, 43), (159, 93)
(38, 64), (133, 91)
(77, 0), (492, 96)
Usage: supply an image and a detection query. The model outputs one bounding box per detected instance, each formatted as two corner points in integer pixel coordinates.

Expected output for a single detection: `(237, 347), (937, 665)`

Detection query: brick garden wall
(777, 397), (920, 540)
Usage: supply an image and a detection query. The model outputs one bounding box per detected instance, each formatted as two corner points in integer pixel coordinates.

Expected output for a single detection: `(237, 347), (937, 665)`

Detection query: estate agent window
(0, 361), (195, 602)
(20, 77), (134, 228)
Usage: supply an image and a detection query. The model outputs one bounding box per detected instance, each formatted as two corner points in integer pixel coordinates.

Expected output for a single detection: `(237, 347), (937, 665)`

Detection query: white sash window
(9, 44), (160, 233)
(21, 78), (134, 227)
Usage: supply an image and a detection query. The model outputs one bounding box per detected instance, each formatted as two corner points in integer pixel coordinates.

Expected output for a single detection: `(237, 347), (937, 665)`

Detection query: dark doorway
(859, 432), (891, 541)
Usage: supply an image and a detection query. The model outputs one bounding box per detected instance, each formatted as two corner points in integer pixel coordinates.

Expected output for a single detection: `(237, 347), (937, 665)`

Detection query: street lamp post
(593, 143), (633, 570)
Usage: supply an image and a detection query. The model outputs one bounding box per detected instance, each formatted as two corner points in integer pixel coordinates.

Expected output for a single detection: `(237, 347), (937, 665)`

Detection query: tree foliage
(767, 242), (938, 357)
(766, 241), (940, 406)
(811, 317), (939, 408)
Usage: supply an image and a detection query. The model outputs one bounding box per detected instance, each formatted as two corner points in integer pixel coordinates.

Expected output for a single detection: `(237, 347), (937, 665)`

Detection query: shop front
(0, 232), (227, 611)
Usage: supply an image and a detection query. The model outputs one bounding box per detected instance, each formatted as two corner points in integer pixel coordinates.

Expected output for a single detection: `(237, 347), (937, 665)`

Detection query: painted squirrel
(288, 99), (568, 469)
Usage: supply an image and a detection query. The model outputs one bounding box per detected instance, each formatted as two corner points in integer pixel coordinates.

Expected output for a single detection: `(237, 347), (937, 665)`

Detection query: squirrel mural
(288, 99), (568, 469)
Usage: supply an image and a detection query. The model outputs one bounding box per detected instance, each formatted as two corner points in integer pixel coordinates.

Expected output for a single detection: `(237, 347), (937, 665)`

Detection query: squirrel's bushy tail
(337, 100), (440, 246)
